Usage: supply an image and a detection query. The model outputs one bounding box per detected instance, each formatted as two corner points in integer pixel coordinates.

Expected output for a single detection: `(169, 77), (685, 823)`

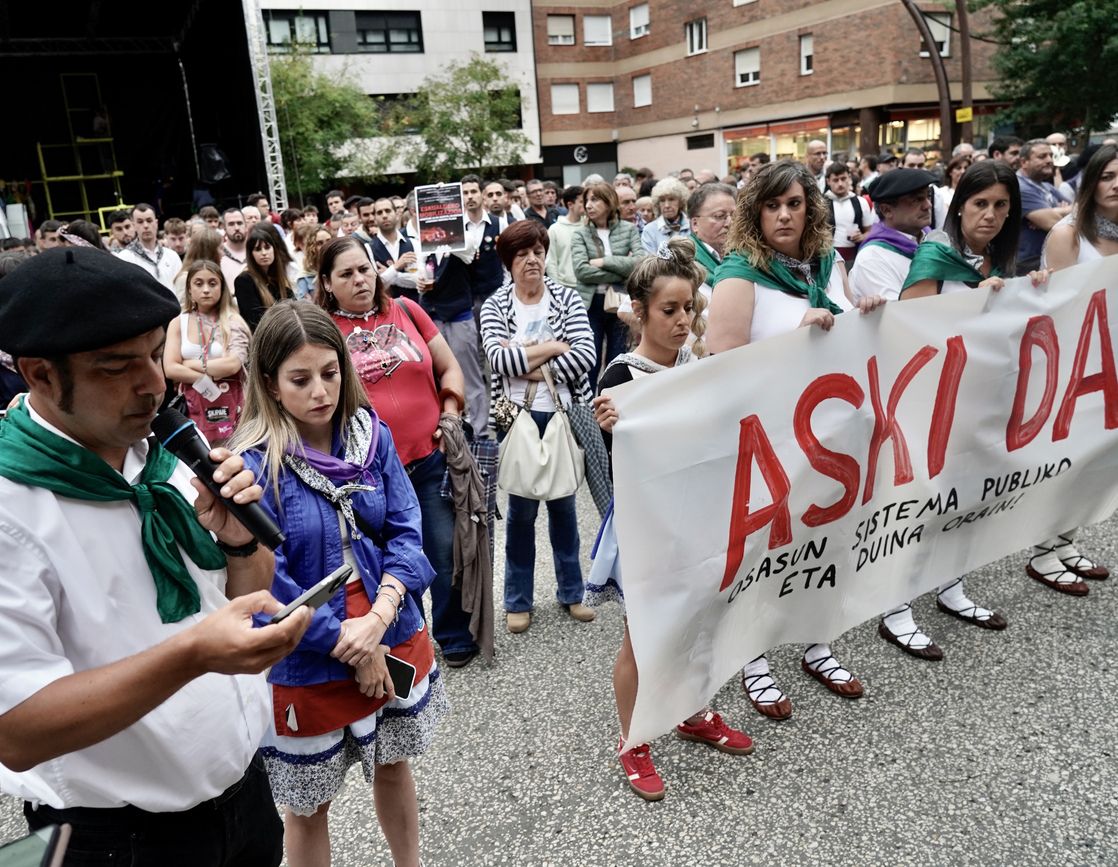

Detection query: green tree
(971, 0), (1118, 133)
(269, 49), (383, 201)
(382, 55), (531, 182)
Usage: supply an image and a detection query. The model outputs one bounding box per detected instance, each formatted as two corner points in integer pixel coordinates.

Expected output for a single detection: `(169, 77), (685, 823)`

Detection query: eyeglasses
(698, 211), (733, 222)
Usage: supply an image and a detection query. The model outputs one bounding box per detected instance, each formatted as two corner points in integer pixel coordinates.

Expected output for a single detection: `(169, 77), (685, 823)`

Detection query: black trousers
(23, 753), (282, 867)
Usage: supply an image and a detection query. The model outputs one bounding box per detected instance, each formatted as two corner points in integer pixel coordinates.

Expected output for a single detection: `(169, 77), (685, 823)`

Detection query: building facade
(532, 0), (1001, 181)
(259, 0), (542, 174)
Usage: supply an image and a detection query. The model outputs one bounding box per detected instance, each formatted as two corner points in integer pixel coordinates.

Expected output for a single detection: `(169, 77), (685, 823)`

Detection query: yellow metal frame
(37, 73), (125, 224)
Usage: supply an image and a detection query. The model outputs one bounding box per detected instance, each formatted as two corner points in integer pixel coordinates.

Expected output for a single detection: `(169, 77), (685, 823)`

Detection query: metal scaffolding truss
(242, 0), (288, 210)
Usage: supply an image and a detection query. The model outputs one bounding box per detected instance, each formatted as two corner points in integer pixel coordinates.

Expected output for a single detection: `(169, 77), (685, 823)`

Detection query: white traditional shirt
(849, 242), (913, 302)
(0, 402), (271, 811)
(116, 242), (182, 294)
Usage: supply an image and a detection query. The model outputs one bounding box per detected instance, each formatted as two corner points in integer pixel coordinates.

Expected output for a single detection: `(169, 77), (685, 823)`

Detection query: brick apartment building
(532, 0), (1001, 184)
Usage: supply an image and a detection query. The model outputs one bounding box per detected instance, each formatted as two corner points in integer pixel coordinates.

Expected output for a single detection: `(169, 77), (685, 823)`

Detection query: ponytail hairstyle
(625, 236), (708, 357)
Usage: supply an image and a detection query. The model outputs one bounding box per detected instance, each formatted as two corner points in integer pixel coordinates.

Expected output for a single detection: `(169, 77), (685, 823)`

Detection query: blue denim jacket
(244, 420), (435, 688)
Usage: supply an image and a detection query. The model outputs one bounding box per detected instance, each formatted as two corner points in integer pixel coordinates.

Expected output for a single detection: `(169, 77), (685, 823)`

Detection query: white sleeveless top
(179, 313), (227, 361)
(1040, 215), (1104, 268)
(749, 254), (852, 343)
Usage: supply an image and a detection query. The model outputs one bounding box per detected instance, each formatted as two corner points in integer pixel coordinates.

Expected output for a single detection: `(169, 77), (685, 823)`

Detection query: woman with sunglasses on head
(315, 236), (481, 667)
(231, 301), (444, 867)
(706, 160), (885, 720)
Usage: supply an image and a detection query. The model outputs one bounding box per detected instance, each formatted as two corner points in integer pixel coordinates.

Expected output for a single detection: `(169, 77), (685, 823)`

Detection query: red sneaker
(618, 739), (665, 801)
(675, 711), (754, 755)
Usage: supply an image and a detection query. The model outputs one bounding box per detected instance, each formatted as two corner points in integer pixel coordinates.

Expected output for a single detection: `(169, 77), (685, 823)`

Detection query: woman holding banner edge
(1026, 145), (1118, 595)
(705, 160), (886, 719)
(897, 160), (1071, 637)
(591, 239), (755, 802)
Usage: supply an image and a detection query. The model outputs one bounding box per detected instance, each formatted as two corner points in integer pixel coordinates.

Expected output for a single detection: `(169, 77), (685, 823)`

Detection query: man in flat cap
(0, 248), (310, 865)
(849, 169), (937, 302)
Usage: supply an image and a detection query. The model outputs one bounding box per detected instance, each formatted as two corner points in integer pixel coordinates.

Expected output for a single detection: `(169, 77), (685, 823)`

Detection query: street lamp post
(956, 0), (974, 144)
(899, 0), (954, 155)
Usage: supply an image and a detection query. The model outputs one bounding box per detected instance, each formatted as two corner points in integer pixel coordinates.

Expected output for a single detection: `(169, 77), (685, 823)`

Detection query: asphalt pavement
(2, 487), (1117, 866)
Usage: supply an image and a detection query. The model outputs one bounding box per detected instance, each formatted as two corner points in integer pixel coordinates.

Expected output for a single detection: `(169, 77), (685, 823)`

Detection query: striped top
(479, 276), (596, 406)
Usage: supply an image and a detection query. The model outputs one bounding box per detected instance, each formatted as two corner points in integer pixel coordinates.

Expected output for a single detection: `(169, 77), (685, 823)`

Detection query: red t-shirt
(332, 298), (440, 465)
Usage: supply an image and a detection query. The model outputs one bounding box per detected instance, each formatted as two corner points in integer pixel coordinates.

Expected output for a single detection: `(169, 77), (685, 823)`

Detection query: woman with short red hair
(480, 220), (597, 634)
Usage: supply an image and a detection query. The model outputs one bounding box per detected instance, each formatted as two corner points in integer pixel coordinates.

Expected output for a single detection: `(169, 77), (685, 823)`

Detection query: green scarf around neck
(0, 400), (226, 622)
(712, 250), (843, 315)
(691, 237), (722, 283)
(902, 240), (1002, 291)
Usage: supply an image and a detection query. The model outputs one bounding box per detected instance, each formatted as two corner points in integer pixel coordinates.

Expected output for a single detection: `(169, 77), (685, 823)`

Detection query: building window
(483, 12), (516, 53)
(629, 4), (650, 39)
(632, 73), (652, 107)
(264, 11), (331, 53)
(587, 82), (615, 113)
(685, 18), (707, 55)
(800, 34), (813, 74)
(584, 14), (613, 46)
(551, 83), (580, 115)
(547, 15), (576, 45)
(687, 133), (715, 150)
(919, 12), (951, 58)
(355, 12), (423, 53)
(734, 47), (760, 87)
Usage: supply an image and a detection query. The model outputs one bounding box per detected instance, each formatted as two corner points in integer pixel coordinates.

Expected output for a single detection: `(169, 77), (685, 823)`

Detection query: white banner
(611, 257), (1118, 748)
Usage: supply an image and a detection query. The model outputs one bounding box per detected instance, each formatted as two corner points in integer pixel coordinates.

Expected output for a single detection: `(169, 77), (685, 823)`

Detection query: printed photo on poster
(414, 183), (467, 254)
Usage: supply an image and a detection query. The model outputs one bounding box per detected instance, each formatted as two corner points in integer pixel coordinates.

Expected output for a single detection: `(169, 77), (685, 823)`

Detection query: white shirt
(375, 230), (418, 292)
(0, 402), (271, 811)
(507, 288), (566, 412)
(827, 194), (869, 249)
(749, 253), (852, 343)
(464, 214), (488, 251)
(116, 242), (182, 294)
(849, 241), (914, 302)
(220, 247), (247, 294)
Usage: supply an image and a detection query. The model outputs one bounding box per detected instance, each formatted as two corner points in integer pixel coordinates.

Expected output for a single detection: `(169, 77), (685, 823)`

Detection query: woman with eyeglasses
(706, 160), (885, 720)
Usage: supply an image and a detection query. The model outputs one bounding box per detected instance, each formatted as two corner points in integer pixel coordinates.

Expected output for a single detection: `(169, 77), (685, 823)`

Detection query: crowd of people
(0, 129), (1116, 862)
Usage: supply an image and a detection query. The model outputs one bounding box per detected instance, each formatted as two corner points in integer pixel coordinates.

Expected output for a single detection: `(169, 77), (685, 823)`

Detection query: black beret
(869, 169), (938, 202)
(877, 152), (898, 164)
(0, 247), (180, 357)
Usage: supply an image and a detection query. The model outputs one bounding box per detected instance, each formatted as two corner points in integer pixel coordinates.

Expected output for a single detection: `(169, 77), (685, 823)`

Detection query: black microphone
(152, 407), (285, 551)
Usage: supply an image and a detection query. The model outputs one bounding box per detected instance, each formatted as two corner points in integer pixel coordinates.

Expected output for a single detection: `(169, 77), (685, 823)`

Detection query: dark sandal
(935, 597), (1010, 627)
(800, 654), (863, 699)
(1026, 563), (1089, 597)
(741, 672), (793, 720)
(877, 620), (944, 661)
(1037, 536), (1107, 582)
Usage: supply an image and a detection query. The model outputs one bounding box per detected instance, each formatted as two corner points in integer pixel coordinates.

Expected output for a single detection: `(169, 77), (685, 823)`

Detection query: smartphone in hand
(270, 564), (353, 624)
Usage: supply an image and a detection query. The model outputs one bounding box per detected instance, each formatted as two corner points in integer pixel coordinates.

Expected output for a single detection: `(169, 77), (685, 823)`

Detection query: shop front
(539, 142), (618, 187)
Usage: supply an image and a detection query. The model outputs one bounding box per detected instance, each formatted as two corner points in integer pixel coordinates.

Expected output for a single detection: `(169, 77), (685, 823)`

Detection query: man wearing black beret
(0, 248), (311, 865)
(849, 169), (937, 303)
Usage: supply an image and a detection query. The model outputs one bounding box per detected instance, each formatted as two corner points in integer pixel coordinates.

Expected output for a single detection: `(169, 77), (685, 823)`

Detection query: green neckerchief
(0, 400), (226, 622)
(902, 239), (1003, 291)
(712, 250), (842, 315)
(691, 236), (722, 281)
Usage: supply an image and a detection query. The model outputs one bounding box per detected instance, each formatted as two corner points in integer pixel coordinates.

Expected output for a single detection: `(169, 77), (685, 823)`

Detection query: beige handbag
(497, 366), (585, 501)
(603, 285), (623, 314)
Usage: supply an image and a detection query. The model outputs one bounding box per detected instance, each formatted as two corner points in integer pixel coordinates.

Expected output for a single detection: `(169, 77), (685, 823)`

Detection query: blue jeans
(501, 410), (584, 613)
(586, 291), (629, 393)
(409, 449), (477, 655)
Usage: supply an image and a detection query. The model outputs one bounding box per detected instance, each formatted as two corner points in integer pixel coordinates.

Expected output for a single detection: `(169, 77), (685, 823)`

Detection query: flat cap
(869, 168), (938, 202)
(877, 152), (898, 164)
(0, 247), (180, 357)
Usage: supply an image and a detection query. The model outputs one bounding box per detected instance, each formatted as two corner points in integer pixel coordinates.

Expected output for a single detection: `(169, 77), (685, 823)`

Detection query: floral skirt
(261, 667), (448, 816)
(584, 501), (625, 614)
